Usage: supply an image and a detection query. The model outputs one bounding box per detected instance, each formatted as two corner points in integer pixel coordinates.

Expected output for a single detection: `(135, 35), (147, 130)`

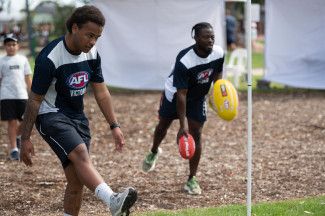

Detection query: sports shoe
(184, 176), (202, 195)
(109, 187), (137, 216)
(142, 148), (161, 172)
(9, 150), (20, 161)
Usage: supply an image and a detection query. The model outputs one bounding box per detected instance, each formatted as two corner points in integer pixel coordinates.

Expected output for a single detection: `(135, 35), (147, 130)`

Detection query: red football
(178, 134), (195, 159)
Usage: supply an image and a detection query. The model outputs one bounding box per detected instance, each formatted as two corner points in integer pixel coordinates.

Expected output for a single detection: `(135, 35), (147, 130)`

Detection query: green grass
(225, 51), (264, 69)
(230, 75), (325, 94)
(136, 196), (325, 216)
(251, 52), (264, 69)
(28, 57), (35, 71)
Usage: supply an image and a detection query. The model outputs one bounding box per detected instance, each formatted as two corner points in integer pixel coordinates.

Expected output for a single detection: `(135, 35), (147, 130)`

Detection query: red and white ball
(178, 134), (195, 159)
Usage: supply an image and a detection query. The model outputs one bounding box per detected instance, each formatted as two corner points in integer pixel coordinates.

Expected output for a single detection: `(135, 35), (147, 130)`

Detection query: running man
(142, 22), (225, 195)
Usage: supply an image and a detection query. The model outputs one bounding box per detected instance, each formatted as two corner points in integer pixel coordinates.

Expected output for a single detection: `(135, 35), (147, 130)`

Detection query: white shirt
(0, 54), (32, 100)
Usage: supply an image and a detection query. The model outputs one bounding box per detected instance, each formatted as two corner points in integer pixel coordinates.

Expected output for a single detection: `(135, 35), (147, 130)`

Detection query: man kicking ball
(20, 5), (137, 216)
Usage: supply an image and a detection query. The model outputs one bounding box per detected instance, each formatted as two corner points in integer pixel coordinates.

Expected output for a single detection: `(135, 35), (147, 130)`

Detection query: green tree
(252, 0), (264, 4)
(52, 4), (75, 37)
(78, 0), (91, 4)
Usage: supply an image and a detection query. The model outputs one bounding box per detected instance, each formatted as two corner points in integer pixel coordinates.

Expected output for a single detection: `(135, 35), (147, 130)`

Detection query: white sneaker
(109, 187), (137, 216)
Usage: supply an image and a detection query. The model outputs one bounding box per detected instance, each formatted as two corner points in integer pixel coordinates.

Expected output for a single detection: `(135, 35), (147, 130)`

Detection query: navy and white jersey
(32, 36), (104, 119)
(164, 45), (224, 102)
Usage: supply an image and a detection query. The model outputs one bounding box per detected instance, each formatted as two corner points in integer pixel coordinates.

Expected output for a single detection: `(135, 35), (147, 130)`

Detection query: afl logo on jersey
(197, 69), (213, 84)
(67, 71), (89, 89)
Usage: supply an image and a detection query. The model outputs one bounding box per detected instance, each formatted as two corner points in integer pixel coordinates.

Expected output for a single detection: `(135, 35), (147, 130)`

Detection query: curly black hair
(66, 5), (105, 33)
(191, 22), (213, 38)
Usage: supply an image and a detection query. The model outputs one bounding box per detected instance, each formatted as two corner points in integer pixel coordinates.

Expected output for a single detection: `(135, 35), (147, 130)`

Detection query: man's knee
(155, 120), (171, 135)
(155, 124), (167, 135)
(68, 144), (89, 163)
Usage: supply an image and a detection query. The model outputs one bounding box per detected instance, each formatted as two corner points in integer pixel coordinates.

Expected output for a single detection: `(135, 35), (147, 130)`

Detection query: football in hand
(178, 134), (195, 159)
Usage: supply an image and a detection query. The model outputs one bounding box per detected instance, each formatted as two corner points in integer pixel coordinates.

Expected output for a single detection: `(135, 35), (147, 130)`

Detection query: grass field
(14, 49), (325, 216)
(225, 51), (264, 69)
(136, 196), (325, 216)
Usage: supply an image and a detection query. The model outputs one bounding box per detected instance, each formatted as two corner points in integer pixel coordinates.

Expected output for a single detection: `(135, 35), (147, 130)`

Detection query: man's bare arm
(91, 82), (124, 151)
(21, 92), (44, 140)
(25, 74), (32, 93)
(91, 82), (118, 125)
(176, 89), (189, 140)
(176, 89), (188, 130)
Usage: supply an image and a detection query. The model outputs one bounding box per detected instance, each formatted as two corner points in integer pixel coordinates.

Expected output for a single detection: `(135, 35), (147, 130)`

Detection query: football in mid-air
(178, 134), (195, 159)
(209, 79), (239, 121)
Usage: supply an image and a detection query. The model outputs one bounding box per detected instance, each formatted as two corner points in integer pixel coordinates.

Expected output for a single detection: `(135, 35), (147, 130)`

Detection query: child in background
(0, 34), (32, 160)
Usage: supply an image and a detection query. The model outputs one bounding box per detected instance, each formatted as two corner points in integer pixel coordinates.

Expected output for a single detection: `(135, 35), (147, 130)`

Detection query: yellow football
(209, 79), (239, 121)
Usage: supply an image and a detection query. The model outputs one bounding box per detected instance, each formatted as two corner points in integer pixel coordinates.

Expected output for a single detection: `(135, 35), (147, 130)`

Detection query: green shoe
(142, 148), (161, 172)
(184, 176), (202, 195)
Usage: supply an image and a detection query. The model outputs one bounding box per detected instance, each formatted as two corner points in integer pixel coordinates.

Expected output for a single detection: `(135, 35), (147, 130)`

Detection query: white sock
(10, 148), (19, 153)
(63, 213), (72, 216)
(95, 182), (114, 207)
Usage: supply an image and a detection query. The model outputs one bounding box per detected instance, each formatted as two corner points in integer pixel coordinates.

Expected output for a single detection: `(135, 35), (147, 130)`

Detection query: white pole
(245, 0), (253, 216)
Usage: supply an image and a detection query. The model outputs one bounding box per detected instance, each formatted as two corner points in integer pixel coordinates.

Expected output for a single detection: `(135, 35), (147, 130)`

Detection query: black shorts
(0, 99), (27, 121)
(35, 112), (91, 168)
(158, 92), (207, 123)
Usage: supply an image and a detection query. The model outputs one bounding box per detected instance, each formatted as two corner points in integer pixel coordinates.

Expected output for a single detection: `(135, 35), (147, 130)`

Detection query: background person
(142, 22), (225, 195)
(19, 5), (137, 216)
(0, 34), (32, 161)
(226, 9), (238, 51)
